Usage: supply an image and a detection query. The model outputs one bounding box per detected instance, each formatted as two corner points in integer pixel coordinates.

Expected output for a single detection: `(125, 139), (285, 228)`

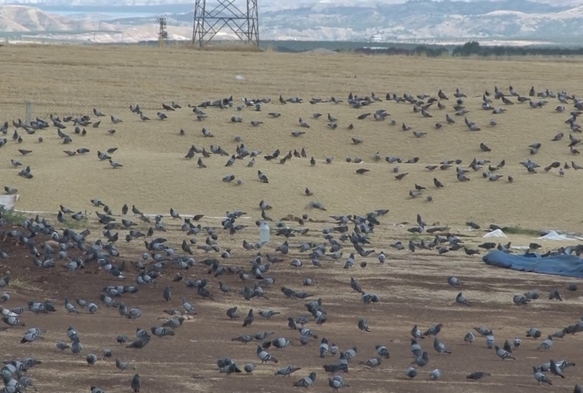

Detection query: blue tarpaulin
(482, 250), (583, 279)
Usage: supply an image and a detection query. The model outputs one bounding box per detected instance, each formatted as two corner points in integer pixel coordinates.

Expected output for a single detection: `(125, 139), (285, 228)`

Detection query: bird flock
(1, 84), (583, 392)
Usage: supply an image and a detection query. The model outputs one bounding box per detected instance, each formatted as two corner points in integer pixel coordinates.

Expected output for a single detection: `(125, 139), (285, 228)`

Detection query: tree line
(353, 41), (583, 57)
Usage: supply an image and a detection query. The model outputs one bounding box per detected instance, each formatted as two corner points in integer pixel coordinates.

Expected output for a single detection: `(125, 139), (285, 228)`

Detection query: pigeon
(423, 324), (442, 337)
(328, 375), (349, 390)
(256, 345), (278, 363)
(549, 359), (565, 379)
(243, 309), (254, 327)
(429, 369), (441, 380)
(359, 357), (382, 368)
(533, 366), (552, 385)
(495, 345), (515, 360)
(456, 292), (471, 306)
(163, 286), (171, 302)
(537, 335), (553, 350)
(433, 338), (451, 354)
(86, 353), (98, 366)
(131, 373), (141, 392)
(411, 325), (424, 339)
(412, 351), (429, 367)
(274, 365), (301, 377)
(375, 345), (390, 359)
(357, 318), (370, 332)
(244, 363), (255, 374)
(466, 371), (490, 381)
(294, 372), (316, 387)
(406, 367), (417, 378)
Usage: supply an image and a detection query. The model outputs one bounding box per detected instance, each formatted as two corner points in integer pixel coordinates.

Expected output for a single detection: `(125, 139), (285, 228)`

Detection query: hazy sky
(256, 0), (574, 6)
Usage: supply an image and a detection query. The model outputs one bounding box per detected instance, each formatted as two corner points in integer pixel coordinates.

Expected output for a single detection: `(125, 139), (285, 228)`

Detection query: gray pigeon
(411, 325), (424, 340)
(357, 318), (370, 332)
(86, 353), (98, 366)
(433, 338), (451, 354)
(243, 309), (254, 327)
(328, 375), (349, 390)
(0, 277), (9, 288)
(549, 359), (565, 379)
(423, 324), (442, 337)
(533, 366), (552, 385)
(259, 310), (280, 318)
(474, 326), (493, 336)
(226, 307), (239, 319)
(294, 372), (316, 387)
(537, 335), (553, 350)
(163, 286), (171, 302)
(412, 351), (429, 367)
(455, 292), (471, 306)
(375, 345), (390, 358)
(116, 358), (136, 372)
(151, 326), (175, 337)
(244, 363), (255, 374)
(495, 345), (515, 360)
(274, 365), (301, 377)
(466, 371), (491, 381)
(256, 345), (278, 363)
(182, 298), (195, 314)
(526, 328), (541, 338)
(359, 357), (382, 368)
(406, 367), (417, 378)
(131, 373), (141, 392)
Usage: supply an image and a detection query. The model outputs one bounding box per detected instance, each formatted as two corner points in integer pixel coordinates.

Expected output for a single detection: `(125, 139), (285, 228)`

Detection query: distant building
(370, 34), (382, 43)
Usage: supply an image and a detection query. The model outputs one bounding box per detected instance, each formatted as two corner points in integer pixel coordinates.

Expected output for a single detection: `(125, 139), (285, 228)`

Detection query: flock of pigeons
(1, 85), (583, 392)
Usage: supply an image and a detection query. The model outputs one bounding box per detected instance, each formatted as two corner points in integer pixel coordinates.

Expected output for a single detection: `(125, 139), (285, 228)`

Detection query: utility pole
(157, 17), (168, 47)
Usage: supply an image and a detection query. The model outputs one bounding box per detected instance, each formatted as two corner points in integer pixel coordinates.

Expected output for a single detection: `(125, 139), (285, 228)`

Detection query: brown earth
(1, 215), (583, 393)
(0, 45), (582, 393)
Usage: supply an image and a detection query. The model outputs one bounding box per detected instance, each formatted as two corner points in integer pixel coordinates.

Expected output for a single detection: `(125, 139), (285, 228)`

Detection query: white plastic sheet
(0, 194), (19, 210)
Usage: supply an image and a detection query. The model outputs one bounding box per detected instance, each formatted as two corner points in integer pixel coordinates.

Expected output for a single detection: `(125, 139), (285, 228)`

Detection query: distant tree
(453, 41), (481, 56)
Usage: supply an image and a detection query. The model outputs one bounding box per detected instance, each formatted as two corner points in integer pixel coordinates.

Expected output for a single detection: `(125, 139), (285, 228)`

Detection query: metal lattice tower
(192, 0), (259, 48)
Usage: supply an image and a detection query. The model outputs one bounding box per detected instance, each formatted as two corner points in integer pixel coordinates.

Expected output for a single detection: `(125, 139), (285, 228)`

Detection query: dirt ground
(1, 215), (582, 393)
(0, 45), (583, 392)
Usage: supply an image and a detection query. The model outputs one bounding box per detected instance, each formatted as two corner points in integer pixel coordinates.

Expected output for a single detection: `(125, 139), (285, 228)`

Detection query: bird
(433, 338), (451, 354)
(533, 367), (552, 385)
(495, 345), (515, 360)
(456, 292), (471, 306)
(294, 372), (316, 387)
(256, 345), (278, 363)
(274, 365), (301, 377)
(329, 375), (349, 390)
(467, 371), (490, 381)
(131, 373), (141, 392)
(403, 366), (417, 379)
(430, 369), (441, 380)
(357, 318), (370, 332)
(243, 309), (254, 327)
(109, 159), (123, 168)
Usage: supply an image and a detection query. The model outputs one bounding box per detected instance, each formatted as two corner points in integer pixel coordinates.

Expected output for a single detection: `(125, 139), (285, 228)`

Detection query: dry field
(0, 45), (582, 393)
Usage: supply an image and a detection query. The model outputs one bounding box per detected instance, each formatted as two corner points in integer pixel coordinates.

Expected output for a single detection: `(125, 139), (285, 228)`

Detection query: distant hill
(0, 5), (114, 32)
(254, 0), (583, 41)
(2, 0), (583, 44)
(149, 0), (583, 43)
(0, 5), (191, 43)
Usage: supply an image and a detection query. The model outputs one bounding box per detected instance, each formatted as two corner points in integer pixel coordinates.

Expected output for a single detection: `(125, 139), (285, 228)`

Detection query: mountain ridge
(1, 0), (583, 44)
